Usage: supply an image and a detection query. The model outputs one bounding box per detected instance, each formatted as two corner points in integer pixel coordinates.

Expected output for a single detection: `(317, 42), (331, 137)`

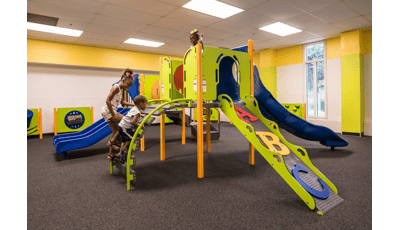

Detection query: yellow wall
(253, 53), (260, 68)
(27, 39), (183, 71)
(327, 36), (341, 60)
(275, 45), (303, 67)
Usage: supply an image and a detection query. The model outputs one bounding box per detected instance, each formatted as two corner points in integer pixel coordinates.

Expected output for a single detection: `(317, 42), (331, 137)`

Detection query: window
(304, 41), (326, 117)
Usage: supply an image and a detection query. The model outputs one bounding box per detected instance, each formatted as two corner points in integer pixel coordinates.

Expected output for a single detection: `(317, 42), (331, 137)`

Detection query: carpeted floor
(27, 122), (372, 229)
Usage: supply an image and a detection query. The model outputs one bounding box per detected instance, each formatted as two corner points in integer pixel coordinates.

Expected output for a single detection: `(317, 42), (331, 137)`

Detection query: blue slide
(253, 65), (348, 148)
(53, 76), (140, 158)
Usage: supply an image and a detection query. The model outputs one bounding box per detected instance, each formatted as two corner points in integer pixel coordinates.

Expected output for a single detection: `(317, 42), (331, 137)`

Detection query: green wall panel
(341, 53), (365, 133)
(27, 108), (39, 136)
(57, 107), (92, 134)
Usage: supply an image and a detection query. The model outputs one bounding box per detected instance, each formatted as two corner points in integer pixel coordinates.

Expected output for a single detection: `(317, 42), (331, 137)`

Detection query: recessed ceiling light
(259, 22), (302, 36)
(27, 22), (82, 37)
(124, 38), (164, 47)
(183, 0), (244, 19)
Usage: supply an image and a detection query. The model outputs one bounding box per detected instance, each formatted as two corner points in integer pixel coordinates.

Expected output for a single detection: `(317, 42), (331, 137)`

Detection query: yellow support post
(54, 108), (57, 136)
(248, 40), (255, 166)
(91, 106), (94, 124)
(160, 113), (165, 161)
(206, 107), (211, 153)
(39, 108), (42, 139)
(303, 103), (306, 120)
(140, 74), (145, 151)
(182, 107), (186, 145)
(196, 43), (204, 178)
(124, 90), (127, 108)
(159, 57), (163, 101)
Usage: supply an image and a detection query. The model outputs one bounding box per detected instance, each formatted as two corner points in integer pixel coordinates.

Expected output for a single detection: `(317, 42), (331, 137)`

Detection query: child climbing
(111, 95), (148, 163)
(101, 74), (135, 150)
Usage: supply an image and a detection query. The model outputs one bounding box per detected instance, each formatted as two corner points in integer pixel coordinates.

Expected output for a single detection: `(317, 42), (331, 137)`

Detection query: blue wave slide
(253, 65), (348, 148)
(53, 76), (140, 158)
(53, 108), (130, 156)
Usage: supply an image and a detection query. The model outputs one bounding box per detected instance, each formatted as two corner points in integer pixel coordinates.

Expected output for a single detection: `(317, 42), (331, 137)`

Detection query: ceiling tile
(225, 10), (277, 29)
(198, 27), (235, 40)
(108, 0), (178, 16)
(219, 0), (269, 10)
(155, 43), (190, 56)
(28, 1), (96, 22)
(363, 13), (372, 22)
(152, 17), (204, 33)
(280, 0), (340, 13)
(333, 16), (372, 31)
(56, 18), (91, 31)
(255, 32), (321, 50)
(253, 40), (288, 51)
(164, 8), (222, 27)
(342, 0), (372, 15)
(129, 33), (176, 44)
(168, 36), (220, 46)
(85, 24), (136, 38)
(306, 25), (343, 37)
(283, 13), (329, 31)
(91, 15), (148, 32)
(236, 29), (282, 42)
(117, 43), (163, 53)
(99, 4), (161, 24)
(248, 1), (305, 21)
(76, 37), (121, 48)
(31, 0), (106, 13)
(156, 0), (191, 7)
(208, 39), (242, 49)
(141, 25), (188, 39)
(308, 1), (360, 23)
(207, 20), (255, 34)
(79, 31), (128, 43)
(27, 31), (79, 43)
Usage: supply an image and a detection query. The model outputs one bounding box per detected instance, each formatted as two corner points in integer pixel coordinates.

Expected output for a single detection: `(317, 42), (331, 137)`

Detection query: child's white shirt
(118, 106), (141, 129)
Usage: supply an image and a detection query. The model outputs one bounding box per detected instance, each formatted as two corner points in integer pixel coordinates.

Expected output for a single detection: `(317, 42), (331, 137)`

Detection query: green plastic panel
(143, 75), (159, 101)
(57, 107), (92, 134)
(161, 57), (172, 100)
(183, 47), (197, 100)
(171, 60), (184, 100)
(281, 103), (304, 119)
(218, 94), (315, 210)
(183, 46), (251, 101)
(27, 108), (39, 136)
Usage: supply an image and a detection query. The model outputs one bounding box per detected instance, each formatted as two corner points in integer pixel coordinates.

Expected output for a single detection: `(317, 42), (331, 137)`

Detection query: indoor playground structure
(112, 40), (348, 216)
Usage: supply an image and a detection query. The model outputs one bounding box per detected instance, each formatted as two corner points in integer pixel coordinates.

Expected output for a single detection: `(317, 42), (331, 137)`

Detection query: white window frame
(303, 40), (327, 119)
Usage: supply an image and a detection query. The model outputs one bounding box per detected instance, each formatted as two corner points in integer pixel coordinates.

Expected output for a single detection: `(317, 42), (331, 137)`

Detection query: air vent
(27, 13), (58, 26)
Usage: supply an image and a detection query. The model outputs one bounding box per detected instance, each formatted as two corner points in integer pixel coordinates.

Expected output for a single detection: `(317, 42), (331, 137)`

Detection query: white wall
(28, 64), (124, 134)
(276, 64), (304, 103)
(364, 54), (372, 136)
(276, 59), (342, 133)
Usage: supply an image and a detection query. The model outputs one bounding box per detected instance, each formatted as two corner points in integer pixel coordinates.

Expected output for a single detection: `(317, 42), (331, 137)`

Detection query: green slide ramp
(219, 94), (343, 215)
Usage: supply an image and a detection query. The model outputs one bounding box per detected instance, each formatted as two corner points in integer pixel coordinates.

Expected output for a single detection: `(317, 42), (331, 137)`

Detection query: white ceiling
(27, 0), (372, 57)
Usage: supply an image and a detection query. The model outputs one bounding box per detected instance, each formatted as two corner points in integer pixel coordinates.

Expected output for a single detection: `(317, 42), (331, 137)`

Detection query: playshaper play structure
(114, 41), (347, 215)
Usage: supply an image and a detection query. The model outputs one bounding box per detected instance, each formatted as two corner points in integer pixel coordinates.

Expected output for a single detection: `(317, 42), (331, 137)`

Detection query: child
(113, 95), (148, 163)
(190, 29), (204, 48)
(101, 74), (135, 150)
(123, 68), (133, 78)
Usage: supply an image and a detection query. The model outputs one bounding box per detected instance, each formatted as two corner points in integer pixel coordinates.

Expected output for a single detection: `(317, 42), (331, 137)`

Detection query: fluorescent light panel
(259, 22), (302, 36)
(124, 38), (164, 47)
(183, 0), (244, 19)
(27, 22), (82, 37)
